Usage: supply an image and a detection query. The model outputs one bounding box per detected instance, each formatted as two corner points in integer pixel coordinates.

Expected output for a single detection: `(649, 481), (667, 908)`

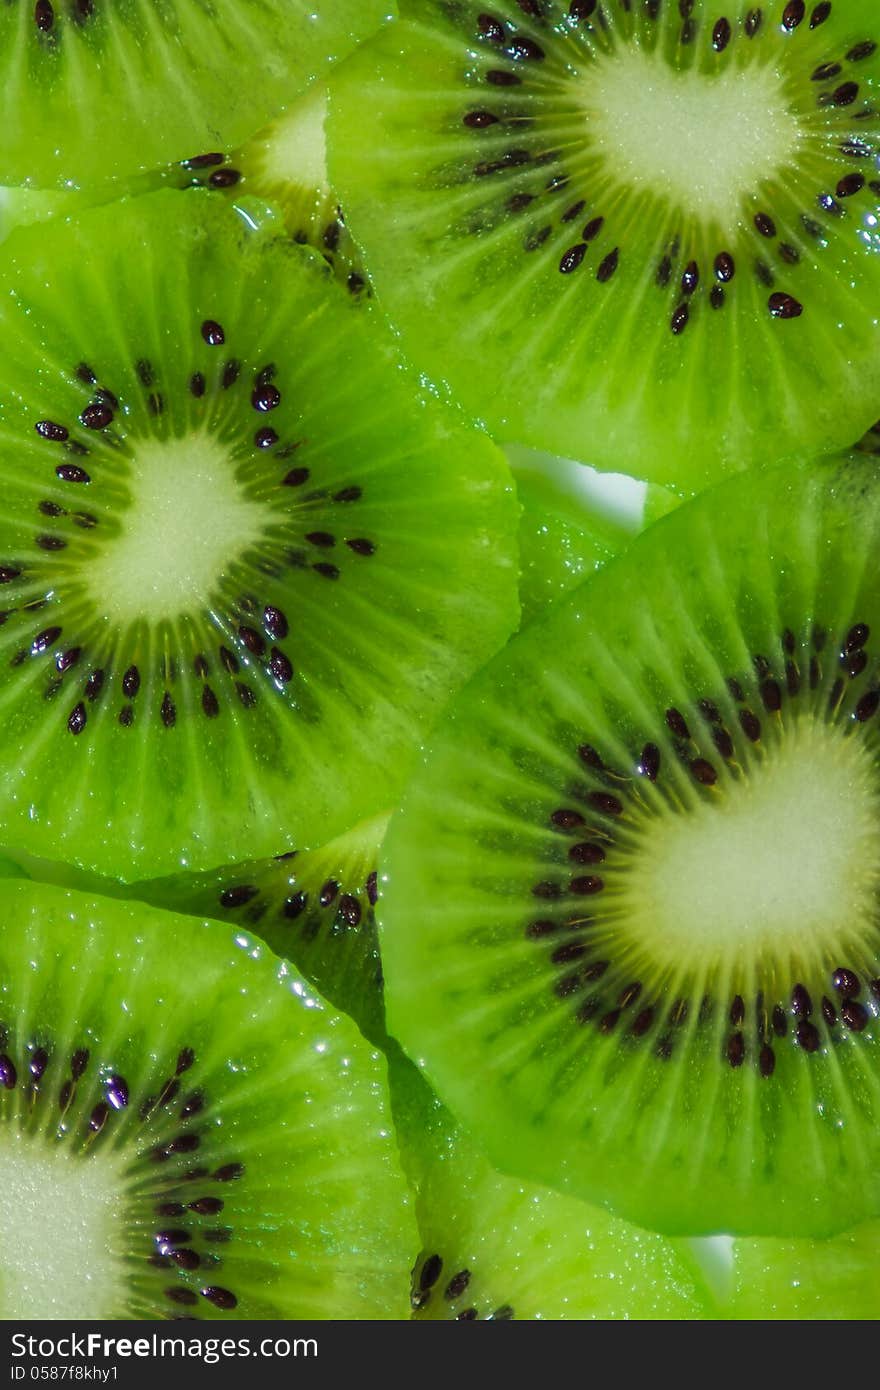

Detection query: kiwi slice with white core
(0, 190), (518, 880)
(131, 812), (390, 1045)
(0, 1), (394, 189)
(381, 454), (880, 1238)
(729, 1220), (880, 1317)
(329, 0), (880, 487)
(0, 877), (415, 1319)
(389, 1055), (718, 1318)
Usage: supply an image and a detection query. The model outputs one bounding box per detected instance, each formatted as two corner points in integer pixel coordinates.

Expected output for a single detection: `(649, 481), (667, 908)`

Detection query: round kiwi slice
(729, 1220), (880, 1317)
(328, 1), (880, 486)
(390, 1054), (717, 1319)
(0, 1), (393, 189)
(0, 876), (415, 1319)
(0, 189), (518, 880)
(133, 812), (390, 1045)
(381, 453), (880, 1238)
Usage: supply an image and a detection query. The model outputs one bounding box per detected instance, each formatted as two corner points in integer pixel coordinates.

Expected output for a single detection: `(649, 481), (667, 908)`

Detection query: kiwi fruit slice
(0, 877), (415, 1319)
(0, 189), (518, 880)
(168, 86), (370, 299)
(0, 1), (393, 189)
(390, 1055), (717, 1319)
(729, 1221), (880, 1317)
(380, 453), (880, 1238)
(132, 812), (390, 1045)
(329, 1), (880, 486)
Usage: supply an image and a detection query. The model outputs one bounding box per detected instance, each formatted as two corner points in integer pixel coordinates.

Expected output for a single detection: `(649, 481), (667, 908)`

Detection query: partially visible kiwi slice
(133, 813), (389, 1044)
(0, 1), (393, 189)
(729, 1221), (880, 1318)
(329, 1), (880, 486)
(381, 454), (880, 1237)
(168, 87), (370, 299)
(510, 445), (679, 623)
(390, 1055), (717, 1319)
(0, 878), (415, 1319)
(0, 190), (518, 879)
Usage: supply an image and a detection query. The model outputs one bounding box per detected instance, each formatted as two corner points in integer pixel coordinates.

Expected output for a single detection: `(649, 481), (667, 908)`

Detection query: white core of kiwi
(620, 720), (880, 963)
(0, 1136), (126, 1318)
(245, 87), (331, 200)
(584, 48), (801, 229)
(87, 434), (275, 622)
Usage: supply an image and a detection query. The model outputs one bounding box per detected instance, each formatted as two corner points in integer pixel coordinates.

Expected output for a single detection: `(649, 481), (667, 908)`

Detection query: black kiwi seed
(34, 0), (54, 32)
(841, 999), (869, 1032)
(420, 1253), (443, 1292)
(35, 420), (68, 442)
(832, 967), (860, 995)
(795, 1020), (821, 1052)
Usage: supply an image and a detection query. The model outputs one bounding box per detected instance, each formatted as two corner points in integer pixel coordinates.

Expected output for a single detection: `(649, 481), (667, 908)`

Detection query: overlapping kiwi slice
(167, 86), (370, 299)
(0, 190), (518, 880)
(329, 0), (880, 485)
(511, 445), (679, 623)
(0, 1), (393, 188)
(381, 454), (880, 1238)
(729, 1221), (880, 1317)
(390, 1056), (718, 1318)
(133, 813), (390, 1044)
(0, 877), (416, 1319)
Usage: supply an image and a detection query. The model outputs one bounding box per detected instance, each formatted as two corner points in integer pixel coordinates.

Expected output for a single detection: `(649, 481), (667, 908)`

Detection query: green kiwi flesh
(0, 1), (393, 189)
(510, 446), (679, 623)
(390, 1055), (718, 1319)
(329, 0), (880, 487)
(132, 813), (390, 1046)
(0, 190), (518, 879)
(170, 87), (371, 299)
(381, 454), (880, 1238)
(0, 878), (415, 1319)
(729, 1221), (880, 1317)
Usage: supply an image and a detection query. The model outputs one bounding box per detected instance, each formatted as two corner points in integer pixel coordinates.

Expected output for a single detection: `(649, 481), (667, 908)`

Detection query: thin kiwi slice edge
(381, 454), (880, 1238)
(509, 445), (678, 623)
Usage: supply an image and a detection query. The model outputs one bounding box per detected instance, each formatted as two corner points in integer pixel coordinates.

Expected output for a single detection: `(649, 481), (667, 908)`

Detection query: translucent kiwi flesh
(0, 879), (415, 1319)
(381, 454), (880, 1237)
(329, 0), (880, 485)
(0, 1), (394, 188)
(0, 190), (518, 878)
(390, 1055), (718, 1319)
